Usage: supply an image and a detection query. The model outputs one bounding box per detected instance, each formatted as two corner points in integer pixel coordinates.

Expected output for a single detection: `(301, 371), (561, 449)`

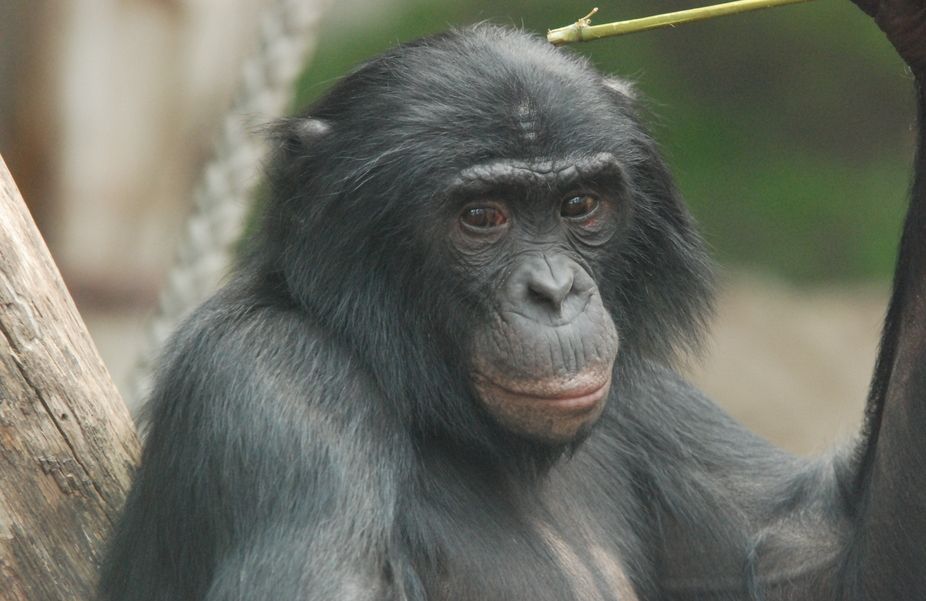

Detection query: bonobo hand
(850, 0), (926, 74)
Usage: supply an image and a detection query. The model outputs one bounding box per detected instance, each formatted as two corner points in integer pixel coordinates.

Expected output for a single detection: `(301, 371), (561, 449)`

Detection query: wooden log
(0, 154), (140, 601)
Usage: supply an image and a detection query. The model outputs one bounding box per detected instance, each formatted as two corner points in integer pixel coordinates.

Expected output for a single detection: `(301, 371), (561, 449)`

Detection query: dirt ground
(686, 274), (885, 455)
(82, 274), (887, 456)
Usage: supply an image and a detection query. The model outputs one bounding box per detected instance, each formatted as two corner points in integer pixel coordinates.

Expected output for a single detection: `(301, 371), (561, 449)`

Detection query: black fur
(98, 22), (926, 601)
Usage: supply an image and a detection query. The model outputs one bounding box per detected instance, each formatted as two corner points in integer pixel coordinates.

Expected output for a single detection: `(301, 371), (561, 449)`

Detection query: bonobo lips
(476, 370), (612, 415)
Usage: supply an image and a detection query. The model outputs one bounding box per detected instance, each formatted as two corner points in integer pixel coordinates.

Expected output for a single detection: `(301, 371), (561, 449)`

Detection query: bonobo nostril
(526, 261), (575, 311)
(506, 254), (586, 320)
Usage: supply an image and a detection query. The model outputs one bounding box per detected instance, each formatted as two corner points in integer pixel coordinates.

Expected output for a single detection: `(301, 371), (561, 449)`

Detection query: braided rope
(131, 0), (329, 408)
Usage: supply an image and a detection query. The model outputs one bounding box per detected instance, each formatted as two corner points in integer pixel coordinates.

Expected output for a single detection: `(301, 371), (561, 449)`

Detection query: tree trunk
(0, 154), (139, 601)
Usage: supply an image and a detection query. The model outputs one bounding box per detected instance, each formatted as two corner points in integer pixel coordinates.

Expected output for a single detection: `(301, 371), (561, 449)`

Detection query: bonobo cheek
(470, 294), (620, 443)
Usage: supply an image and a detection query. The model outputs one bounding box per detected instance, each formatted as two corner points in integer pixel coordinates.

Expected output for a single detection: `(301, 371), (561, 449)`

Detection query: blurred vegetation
(291, 0), (916, 282)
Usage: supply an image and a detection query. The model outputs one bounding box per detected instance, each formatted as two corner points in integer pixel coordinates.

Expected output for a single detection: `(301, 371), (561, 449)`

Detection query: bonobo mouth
(472, 368), (612, 443)
(470, 283), (620, 442)
(478, 374), (612, 414)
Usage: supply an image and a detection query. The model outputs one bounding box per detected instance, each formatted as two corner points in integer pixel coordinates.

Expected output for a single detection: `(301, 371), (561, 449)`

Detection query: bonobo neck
(420, 431), (569, 490)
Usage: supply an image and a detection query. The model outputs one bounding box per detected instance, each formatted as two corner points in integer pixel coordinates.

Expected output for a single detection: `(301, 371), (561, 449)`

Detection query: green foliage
(292, 0), (915, 282)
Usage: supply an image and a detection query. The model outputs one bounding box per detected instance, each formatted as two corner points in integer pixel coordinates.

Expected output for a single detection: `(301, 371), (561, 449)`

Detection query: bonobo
(98, 2), (926, 599)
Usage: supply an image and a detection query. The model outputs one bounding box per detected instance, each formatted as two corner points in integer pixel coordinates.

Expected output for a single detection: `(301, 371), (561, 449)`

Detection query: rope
(130, 0), (329, 409)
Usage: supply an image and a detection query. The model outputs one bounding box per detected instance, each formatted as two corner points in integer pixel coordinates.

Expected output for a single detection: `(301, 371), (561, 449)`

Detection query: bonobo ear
(268, 117), (332, 152)
(601, 77), (638, 103)
(293, 118), (331, 139)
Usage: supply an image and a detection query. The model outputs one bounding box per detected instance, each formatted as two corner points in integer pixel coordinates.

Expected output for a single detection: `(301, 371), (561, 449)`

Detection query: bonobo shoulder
(138, 276), (406, 509)
(144, 277), (382, 430)
(102, 282), (405, 601)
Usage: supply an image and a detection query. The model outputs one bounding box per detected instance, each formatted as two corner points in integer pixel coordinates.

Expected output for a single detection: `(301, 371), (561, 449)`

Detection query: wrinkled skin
(470, 251), (619, 443)
(449, 156), (624, 443)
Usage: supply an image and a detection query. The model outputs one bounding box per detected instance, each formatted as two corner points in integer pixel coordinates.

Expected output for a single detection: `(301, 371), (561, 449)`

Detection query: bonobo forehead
(448, 153), (625, 196)
(313, 25), (639, 168)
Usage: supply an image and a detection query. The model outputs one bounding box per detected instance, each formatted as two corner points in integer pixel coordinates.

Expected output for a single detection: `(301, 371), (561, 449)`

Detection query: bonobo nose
(528, 263), (574, 310)
(509, 254), (590, 320)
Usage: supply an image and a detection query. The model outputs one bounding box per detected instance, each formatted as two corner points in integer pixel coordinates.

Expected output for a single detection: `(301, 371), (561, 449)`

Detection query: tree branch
(547, 0), (819, 45)
(0, 155), (139, 600)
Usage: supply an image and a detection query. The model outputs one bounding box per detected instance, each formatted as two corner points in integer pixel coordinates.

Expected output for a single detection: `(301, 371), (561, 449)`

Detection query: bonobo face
(448, 154), (625, 444)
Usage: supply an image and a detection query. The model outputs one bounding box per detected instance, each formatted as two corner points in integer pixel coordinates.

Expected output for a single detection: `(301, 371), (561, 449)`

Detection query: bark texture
(0, 154), (139, 601)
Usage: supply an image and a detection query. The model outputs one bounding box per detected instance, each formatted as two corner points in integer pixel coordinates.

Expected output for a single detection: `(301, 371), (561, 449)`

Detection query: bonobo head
(260, 26), (712, 451)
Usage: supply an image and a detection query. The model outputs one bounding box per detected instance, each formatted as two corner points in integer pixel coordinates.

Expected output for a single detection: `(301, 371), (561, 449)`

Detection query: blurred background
(0, 0), (916, 454)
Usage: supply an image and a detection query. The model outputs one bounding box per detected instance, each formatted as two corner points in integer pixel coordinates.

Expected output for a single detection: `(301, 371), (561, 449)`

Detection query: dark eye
(560, 194), (599, 219)
(460, 206), (508, 230)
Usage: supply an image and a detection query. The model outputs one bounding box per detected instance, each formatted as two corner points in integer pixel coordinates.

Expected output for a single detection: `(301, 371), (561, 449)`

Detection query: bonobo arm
(844, 1), (926, 597)
(632, 5), (926, 599)
(97, 280), (407, 601)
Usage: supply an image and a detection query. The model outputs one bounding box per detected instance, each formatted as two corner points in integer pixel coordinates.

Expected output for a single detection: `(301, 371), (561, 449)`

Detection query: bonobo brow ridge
(449, 152), (623, 194)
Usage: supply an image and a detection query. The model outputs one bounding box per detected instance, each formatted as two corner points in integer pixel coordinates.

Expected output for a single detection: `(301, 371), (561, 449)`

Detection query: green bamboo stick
(547, 0), (819, 46)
